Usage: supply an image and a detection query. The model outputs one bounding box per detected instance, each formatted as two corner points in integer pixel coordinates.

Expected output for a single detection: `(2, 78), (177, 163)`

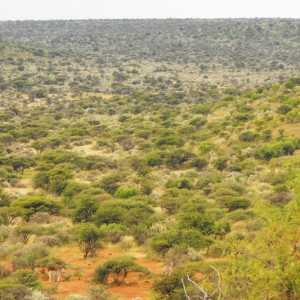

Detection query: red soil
(38, 245), (164, 299)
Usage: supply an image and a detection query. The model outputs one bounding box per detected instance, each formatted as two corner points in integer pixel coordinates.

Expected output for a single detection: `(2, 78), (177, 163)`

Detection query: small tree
(31, 140), (48, 154)
(0, 207), (24, 225)
(214, 158), (227, 172)
(36, 256), (66, 272)
(93, 256), (147, 285)
(76, 223), (102, 258)
(15, 226), (36, 244)
(12, 243), (49, 270)
(7, 155), (35, 174)
(73, 198), (99, 223)
(239, 131), (259, 142)
(189, 158), (208, 170)
(9, 269), (40, 288)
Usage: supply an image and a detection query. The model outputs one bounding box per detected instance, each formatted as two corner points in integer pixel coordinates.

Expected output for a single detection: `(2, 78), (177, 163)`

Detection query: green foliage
(114, 187), (138, 199)
(75, 223), (102, 258)
(33, 163), (74, 195)
(165, 150), (193, 169)
(85, 285), (111, 300)
(146, 153), (163, 167)
(62, 182), (87, 201)
(189, 157), (208, 170)
(11, 196), (61, 220)
(151, 230), (212, 254)
(189, 117), (207, 128)
(15, 226), (36, 244)
(199, 141), (216, 153)
(214, 158), (227, 172)
(0, 155), (35, 174)
(277, 104), (293, 115)
(222, 197), (252, 211)
(155, 136), (184, 148)
(98, 174), (122, 195)
(73, 198), (99, 223)
(12, 243), (49, 270)
(238, 130), (259, 142)
(255, 137), (299, 160)
(99, 224), (127, 244)
(179, 213), (215, 235)
(36, 256), (66, 271)
(95, 205), (125, 226)
(1, 22), (300, 299)
(93, 256), (147, 285)
(153, 269), (191, 299)
(0, 282), (31, 300)
(9, 269), (40, 288)
(0, 207), (24, 225)
(165, 178), (192, 190)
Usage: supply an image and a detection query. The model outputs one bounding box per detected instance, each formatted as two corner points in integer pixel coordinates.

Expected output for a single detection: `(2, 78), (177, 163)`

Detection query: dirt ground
(39, 245), (164, 300)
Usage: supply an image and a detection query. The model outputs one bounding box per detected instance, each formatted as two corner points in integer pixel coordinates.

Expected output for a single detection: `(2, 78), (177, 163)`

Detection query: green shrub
(189, 157), (208, 170)
(165, 178), (192, 190)
(207, 241), (230, 258)
(11, 196), (62, 221)
(95, 206), (125, 226)
(223, 197), (251, 211)
(114, 187), (138, 199)
(227, 209), (255, 221)
(12, 243), (49, 270)
(9, 269), (40, 288)
(239, 131), (259, 142)
(146, 153), (163, 167)
(98, 174), (122, 195)
(180, 213), (215, 235)
(73, 198), (99, 223)
(85, 285), (110, 300)
(0, 282), (31, 300)
(153, 269), (192, 299)
(277, 104), (293, 115)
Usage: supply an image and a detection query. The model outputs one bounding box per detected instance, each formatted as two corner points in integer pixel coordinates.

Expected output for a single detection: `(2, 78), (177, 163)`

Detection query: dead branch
(182, 266), (223, 300)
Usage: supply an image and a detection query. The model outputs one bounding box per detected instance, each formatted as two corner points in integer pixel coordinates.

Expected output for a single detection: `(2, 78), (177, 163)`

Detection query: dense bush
(165, 178), (192, 190)
(11, 196), (62, 220)
(239, 131), (259, 142)
(255, 138), (299, 160)
(114, 187), (138, 199)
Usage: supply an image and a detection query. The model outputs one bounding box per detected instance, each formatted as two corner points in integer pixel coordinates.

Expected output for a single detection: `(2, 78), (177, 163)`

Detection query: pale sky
(0, 0), (299, 20)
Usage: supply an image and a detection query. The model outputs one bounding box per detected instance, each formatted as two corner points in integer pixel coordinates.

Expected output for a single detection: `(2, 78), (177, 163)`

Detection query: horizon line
(0, 17), (300, 22)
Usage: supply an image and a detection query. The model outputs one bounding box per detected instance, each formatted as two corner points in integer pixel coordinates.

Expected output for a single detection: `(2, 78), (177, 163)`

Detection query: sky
(0, 0), (299, 20)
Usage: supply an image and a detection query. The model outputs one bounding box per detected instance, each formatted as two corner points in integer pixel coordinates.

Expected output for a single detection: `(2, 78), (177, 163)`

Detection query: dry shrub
(0, 264), (11, 279)
(30, 212), (51, 224)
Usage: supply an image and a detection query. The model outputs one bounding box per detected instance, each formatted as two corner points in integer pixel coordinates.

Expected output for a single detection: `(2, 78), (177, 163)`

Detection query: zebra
(48, 268), (65, 282)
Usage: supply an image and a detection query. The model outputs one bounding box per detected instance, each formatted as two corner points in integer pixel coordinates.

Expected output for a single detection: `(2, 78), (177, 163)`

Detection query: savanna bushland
(0, 19), (299, 300)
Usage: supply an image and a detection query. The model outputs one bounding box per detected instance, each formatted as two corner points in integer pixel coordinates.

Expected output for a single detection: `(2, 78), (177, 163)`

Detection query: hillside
(0, 19), (299, 300)
(0, 19), (300, 93)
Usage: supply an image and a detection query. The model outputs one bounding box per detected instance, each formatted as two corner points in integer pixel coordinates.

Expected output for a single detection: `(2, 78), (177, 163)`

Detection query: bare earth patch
(40, 245), (164, 299)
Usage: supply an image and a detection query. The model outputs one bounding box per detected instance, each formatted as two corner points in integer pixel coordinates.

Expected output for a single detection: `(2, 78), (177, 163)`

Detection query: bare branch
(182, 266), (223, 300)
(182, 278), (191, 300)
(209, 265), (224, 297)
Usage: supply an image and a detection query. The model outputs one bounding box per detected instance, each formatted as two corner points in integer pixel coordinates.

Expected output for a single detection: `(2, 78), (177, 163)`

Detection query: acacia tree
(0, 207), (24, 225)
(94, 256), (147, 285)
(15, 226), (36, 244)
(76, 223), (102, 258)
(73, 198), (99, 223)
